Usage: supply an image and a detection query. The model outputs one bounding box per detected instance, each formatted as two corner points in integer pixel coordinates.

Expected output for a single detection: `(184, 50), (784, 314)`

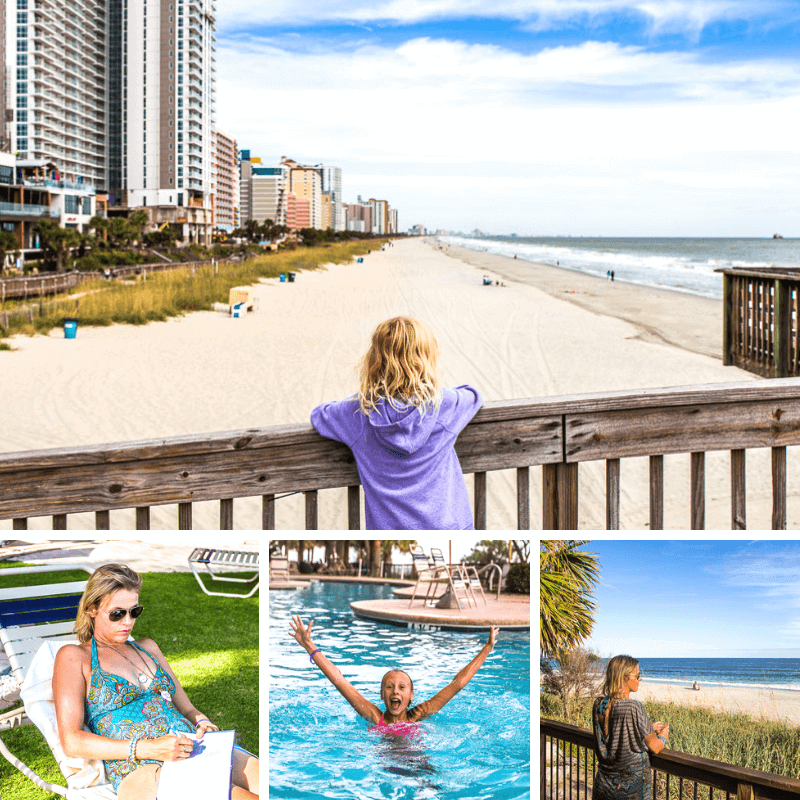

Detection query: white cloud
(216, 0), (793, 32)
(214, 32), (800, 233)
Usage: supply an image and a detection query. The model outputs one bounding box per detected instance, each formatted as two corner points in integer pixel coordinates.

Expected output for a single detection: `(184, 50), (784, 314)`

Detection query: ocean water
(440, 235), (800, 300)
(636, 658), (800, 692)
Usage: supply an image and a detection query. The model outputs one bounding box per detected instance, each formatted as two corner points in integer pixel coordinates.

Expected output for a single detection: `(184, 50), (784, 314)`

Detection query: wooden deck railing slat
(474, 472), (487, 530)
(347, 485), (360, 530)
(691, 452), (705, 530)
(220, 498), (233, 530)
(95, 510), (110, 530)
(731, 449), (746, 530)
(305, 490), (318, 530)
(771, 446), (787, 530)
(262, 494), (275, 530)
(650, 455), (664, 531)
(178, 502), (192, 530)
(516, 467), (530, 530)
(136, 507), (150, 531)
(606, 458), (620, 530)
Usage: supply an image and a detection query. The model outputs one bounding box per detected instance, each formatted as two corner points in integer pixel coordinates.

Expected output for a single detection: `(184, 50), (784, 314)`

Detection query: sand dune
(3, 237), (795, 530)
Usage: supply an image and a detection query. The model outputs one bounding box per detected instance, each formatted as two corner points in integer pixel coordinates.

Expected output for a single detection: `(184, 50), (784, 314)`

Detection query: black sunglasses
(106, 605), (144, 622)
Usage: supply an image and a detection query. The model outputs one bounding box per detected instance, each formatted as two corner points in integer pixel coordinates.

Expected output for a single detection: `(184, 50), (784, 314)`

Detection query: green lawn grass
(0, 564), (258, 799)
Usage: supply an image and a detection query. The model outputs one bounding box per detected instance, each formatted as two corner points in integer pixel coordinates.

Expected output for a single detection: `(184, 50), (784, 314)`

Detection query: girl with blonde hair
(592, 655), (669, 800)
(311, 316), (482, 530)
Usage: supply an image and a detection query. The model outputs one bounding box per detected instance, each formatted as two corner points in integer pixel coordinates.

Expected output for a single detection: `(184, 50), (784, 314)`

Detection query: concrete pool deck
(351, 595), (530, 632)
(270, 574), (529, 631)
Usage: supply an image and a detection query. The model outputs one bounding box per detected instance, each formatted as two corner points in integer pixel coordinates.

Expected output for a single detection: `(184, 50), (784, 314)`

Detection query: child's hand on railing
(653, 722), (669, 739)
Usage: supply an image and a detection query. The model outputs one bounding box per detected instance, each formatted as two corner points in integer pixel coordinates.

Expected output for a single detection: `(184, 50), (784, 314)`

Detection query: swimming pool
(269, 581), (531, 800)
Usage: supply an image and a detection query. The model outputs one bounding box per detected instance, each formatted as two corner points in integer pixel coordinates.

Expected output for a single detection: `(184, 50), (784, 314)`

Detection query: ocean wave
(644, 678), (800, 693)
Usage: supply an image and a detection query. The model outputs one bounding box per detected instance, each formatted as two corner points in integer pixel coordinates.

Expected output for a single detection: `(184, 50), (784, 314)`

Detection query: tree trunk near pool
(325, 540), (335, 566)
(298, 539), (306, 572)
(368, 540), (381, 577)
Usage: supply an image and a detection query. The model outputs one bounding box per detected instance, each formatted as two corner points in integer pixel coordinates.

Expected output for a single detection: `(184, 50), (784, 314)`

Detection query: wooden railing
(542, 718), (800, 800)
(719, 267), (800, 378)
(2, 379), (800, 530)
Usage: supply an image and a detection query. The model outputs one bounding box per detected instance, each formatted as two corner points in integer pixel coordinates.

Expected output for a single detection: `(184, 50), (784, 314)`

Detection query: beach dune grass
(0, 565), (258, 800)
(1, 240), (384, 344)
(542, 693), (800, 789)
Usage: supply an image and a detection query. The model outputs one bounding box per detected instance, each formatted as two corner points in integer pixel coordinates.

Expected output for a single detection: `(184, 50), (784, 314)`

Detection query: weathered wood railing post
(723, 270), (734, 366)
(773, 277), (790, 378)
(543, 462), (578, 530)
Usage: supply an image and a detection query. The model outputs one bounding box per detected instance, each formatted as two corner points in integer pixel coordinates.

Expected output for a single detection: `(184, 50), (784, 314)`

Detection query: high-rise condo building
(318, 165), (343, 231)
(239, 150), (287, 227)
(281, 157), (321, 229)
(211, 126), (237, 232)
(6, 0), (106, 185)
(4, 0), (217, 243)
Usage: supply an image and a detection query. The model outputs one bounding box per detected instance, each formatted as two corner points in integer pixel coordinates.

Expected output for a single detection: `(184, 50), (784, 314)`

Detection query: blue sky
(215, 2), (800, 236)
(578, 539), (800, 658)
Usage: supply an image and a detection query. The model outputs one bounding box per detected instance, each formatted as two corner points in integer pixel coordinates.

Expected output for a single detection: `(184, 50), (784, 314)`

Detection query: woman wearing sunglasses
(53, 563), (259, 799)
(591, 655), (669, 800)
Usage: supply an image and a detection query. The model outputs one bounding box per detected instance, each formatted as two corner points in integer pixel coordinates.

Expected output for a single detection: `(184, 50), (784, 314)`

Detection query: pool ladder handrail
(468, 562), (503, 600)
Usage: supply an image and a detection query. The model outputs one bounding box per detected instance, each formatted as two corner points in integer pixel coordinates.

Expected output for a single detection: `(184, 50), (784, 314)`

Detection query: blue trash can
(64, 318), (78, 339)
(280, 273), (286, 282)
(357, 257), (363, 263)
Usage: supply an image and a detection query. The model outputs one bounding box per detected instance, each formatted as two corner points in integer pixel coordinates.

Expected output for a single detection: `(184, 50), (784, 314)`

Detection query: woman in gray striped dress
(592, 656), (670, 800)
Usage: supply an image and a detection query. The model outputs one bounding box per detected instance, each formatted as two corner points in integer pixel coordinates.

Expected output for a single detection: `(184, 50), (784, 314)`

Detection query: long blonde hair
(74, 563), (142, 643)
(357, 316), (442, 416)
(600, 655), (639, 736)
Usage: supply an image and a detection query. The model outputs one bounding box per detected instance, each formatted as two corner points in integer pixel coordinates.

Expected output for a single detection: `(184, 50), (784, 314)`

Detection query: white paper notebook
(157, 730), (235, 800)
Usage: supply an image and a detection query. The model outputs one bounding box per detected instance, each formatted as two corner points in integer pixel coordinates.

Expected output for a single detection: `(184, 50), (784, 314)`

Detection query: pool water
(269, 581), (531, 800)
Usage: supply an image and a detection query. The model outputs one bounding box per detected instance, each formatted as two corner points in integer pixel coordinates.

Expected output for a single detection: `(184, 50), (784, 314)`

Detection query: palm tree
(540, 540), (600, 657)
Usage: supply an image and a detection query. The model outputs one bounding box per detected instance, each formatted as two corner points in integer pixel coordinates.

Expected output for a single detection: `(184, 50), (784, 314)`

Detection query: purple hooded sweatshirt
(311, 385), (482, 530)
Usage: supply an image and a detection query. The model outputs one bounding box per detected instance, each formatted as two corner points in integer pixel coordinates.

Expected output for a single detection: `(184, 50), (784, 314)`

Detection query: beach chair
(430, 548), (478, 609)
(0, 563), (117, 799)
(408, 547), (476, 610)
(458, 562), (488, 605)
(188, 548), (259, 598)
(269, 556), (291, 582)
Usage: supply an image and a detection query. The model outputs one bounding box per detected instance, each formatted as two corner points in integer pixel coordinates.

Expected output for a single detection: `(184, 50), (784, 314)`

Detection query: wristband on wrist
(195, 717), (211, 727)
(129, 735), (140, 762)
(310, 648), (321, 663)
(657, 734), (666, 743)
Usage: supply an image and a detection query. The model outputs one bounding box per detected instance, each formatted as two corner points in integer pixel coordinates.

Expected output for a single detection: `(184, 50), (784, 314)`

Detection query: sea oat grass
(542, 693), (800, 781)
(0, 240), (384, 347)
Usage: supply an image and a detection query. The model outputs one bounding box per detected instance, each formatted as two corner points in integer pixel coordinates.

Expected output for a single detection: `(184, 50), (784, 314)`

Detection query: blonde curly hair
(357, 316), (442, 416)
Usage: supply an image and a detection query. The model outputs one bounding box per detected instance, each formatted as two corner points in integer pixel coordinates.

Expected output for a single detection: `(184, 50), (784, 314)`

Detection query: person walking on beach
(592, 655), (669, 800)
(310, 316), (482, 530)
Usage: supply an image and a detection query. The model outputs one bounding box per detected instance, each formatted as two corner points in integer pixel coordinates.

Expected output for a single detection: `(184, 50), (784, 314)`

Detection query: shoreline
(638, 680), (800, 726)
(434, 240), (723, 360)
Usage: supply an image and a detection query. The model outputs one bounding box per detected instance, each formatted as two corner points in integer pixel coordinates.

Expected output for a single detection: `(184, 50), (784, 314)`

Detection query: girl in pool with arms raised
(289, 615), (498, 730)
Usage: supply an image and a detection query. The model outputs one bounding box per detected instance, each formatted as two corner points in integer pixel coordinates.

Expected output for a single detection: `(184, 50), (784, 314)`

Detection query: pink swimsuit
(372, 712), (422, 739)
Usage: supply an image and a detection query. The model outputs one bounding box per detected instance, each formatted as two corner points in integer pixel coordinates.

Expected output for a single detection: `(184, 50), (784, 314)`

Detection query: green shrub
(506, 562), (530, 594)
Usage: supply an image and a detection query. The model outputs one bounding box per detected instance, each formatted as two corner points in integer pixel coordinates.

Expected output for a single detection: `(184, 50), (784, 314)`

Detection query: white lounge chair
(188, 547), (259, 598)
(0, 563), (117, 799)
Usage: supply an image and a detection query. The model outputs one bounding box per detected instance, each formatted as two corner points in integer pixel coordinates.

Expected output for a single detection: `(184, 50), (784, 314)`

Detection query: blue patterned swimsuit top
(86, 638), (194, 791)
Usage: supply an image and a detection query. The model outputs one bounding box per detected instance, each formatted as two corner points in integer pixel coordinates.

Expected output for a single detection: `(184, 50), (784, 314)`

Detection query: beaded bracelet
(129, 735), (140, 762)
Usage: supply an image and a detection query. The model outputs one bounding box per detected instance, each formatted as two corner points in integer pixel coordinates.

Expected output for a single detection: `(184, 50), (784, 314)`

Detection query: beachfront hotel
(2, 0), (218, 245)
(211, 126), (238, 232)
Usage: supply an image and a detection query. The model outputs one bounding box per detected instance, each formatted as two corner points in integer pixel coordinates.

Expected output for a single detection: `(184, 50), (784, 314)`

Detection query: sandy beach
(639, 681), (800, 727)
(2, 236), (796, 530)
